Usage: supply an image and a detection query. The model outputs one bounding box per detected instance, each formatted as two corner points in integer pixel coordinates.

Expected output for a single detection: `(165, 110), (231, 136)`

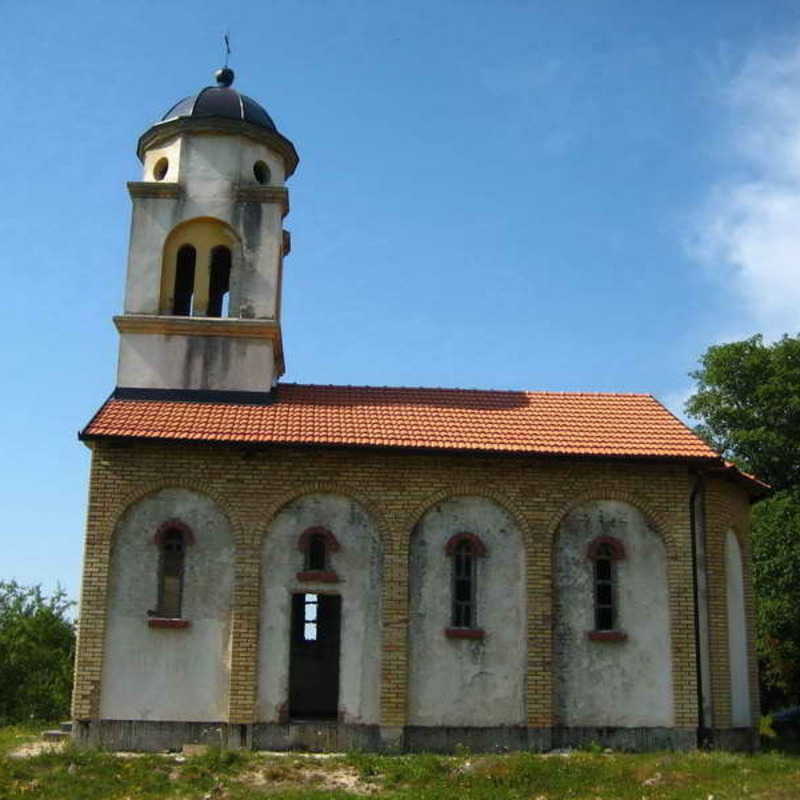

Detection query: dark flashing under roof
(113, 386), (278, 406)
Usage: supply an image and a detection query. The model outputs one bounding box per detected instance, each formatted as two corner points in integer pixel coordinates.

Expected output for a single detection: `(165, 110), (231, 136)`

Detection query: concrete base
(72, 720), (246, 752)
(551, 726), (697, 751)
(709, 727), (759, 752)
(252, 722), (381, 752)
(72, 720), (757, 753)
(405, 726), (540, 753)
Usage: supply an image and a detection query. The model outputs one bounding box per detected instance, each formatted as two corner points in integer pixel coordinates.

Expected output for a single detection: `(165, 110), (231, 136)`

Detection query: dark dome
(139, 68), (298, 176)
(160, 69), (277, 131)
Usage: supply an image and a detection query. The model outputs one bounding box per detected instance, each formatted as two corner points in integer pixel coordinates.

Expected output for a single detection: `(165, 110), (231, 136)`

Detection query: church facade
(72, 69), (764, 753)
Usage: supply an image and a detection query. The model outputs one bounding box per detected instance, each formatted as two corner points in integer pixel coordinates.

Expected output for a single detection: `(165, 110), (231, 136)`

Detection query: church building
(72, 69), (765, 753)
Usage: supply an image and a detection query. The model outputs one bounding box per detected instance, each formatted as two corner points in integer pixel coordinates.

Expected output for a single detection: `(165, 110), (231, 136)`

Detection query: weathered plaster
(725, 530), (751, 726)
(100, 488), (234, 721)
(119, 130), (288, 392)
(408, 496), (526, 727)
(555, 500), (673, 727)
(257, 494), (382, 725)
(117, 331), (275, 391)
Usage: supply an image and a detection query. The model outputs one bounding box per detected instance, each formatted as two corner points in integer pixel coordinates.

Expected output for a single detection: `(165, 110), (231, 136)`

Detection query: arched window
(307, 532), (328, 571)
(445, 533), (487, 635)
(158, 528), (185, 618)
(149, 521), (195, 622)
(172, 245), (196, 316)
(452, 539), (475, 627)
(207, 246), (231, 318)
(297, 527), (340, 583)
(587, 537), (626, 633)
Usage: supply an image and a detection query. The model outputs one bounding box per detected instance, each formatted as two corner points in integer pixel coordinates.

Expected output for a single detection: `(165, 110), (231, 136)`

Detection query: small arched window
(297, 527), (341, 583)
(307, 533), (328, 571)
(445, 533), (487, 635)
(587, 537), (626, 633)
(207, 246), (231, 318)
(149, 521), (195, 622)
(173, 245), (196, 316)
(453, 539), (476, 627)
(158, 528), (185, 618)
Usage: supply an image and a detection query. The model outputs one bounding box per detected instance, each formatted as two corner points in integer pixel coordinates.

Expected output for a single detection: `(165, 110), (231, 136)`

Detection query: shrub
(0, 581), (75, 723)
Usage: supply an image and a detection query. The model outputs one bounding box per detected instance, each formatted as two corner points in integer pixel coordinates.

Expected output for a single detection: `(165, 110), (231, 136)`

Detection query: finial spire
(215, 31), (234, 87)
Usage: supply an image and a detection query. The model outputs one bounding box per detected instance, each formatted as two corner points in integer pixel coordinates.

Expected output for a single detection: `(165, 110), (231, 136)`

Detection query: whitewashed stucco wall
(408, 496), (526, 727)
(256, 494), (382, 724)
(100, 488), (234, 721)
(555, 500), (673, 728)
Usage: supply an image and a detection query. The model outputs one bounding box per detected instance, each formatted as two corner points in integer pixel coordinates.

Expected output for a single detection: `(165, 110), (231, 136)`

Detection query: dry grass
(3, 728), (800, 800)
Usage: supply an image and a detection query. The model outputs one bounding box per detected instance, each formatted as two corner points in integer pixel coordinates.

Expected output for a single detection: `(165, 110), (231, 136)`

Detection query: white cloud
(695, 44), (800, 339)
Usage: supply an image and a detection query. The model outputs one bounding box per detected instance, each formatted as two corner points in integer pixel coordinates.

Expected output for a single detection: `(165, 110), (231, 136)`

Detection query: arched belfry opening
(173, 245), (196, 316)
(208, 245), (231, 318)
(160, 218), (240, 318)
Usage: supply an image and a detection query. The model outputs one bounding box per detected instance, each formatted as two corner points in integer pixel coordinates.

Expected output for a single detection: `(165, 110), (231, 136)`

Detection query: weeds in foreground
(2, 736), (800, 799)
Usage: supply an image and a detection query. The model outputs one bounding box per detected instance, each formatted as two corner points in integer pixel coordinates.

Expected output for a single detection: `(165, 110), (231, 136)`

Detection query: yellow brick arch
(401, 484), (532, 548)
(106, 480), (246, 548)
(160, 216), (242, 316)
(259, 481), (389, 550)
(544, 488), (679, 560)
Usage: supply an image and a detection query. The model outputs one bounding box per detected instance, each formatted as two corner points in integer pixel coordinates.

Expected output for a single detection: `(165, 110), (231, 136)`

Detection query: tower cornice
(235, 185), (289, 216)
(137, 117), (299, 177)
(114, 315), (285, 377)
(127, 181), (183, 199)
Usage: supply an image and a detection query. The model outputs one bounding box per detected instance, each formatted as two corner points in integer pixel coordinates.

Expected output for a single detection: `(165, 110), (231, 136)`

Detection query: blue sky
(4, 0), (800, 602)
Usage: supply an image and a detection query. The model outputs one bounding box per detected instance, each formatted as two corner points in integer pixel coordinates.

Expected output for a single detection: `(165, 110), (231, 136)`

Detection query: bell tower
(114, 68), (298, 397)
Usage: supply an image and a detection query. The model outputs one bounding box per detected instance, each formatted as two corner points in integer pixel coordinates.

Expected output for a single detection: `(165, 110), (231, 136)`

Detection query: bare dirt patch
(240, 757), (380, 795)
(8, 740), (67, 759)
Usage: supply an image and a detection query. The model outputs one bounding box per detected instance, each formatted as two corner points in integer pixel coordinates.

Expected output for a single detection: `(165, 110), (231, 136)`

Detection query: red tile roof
(82, 383), (720, 461)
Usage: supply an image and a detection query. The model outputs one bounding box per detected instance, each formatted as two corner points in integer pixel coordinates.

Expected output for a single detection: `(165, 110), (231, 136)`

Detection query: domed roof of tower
(160, 68), (278, 131)
(138, 67), (299, 176)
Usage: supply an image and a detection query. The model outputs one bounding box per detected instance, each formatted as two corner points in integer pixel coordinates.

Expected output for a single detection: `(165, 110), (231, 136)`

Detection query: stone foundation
(709, 727), (759, 752)
(73, 720), (755, 753)
(551, 726), (696, 751)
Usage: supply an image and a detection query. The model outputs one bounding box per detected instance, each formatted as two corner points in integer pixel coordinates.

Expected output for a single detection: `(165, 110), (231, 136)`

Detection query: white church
(71, 68), (764, 752)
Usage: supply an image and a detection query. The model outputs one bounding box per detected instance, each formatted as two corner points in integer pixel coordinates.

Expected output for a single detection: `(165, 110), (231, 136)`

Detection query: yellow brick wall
(71, 440), (755, 731)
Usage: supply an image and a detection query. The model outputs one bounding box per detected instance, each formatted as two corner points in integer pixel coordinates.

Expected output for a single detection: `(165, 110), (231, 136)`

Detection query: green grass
(0, 724), (50, 757)
(2, 733), (800, 799)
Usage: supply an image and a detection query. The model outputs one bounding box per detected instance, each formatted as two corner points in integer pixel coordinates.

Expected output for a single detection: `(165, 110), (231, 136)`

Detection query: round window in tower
(253, 160), (271, 185)
(153, 157), (169, 181)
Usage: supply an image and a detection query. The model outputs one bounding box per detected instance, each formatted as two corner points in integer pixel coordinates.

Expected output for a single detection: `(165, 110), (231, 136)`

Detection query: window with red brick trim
(587, 536), (625, 633)
(445, 533), (487, 632)
(297, 527), (340, 583)
(150, 521), (193, 619)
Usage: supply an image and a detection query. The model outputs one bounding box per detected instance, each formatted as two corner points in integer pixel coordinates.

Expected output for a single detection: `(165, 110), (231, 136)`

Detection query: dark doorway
(289, 593), (341, 720)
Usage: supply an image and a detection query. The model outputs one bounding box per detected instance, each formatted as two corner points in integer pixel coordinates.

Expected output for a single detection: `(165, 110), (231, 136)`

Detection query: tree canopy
(686, 334), (800, 491)
(0, 581), (74, 723)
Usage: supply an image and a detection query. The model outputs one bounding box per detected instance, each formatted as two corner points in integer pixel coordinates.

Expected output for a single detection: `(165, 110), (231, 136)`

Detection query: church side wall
(71, 441), (755, 751)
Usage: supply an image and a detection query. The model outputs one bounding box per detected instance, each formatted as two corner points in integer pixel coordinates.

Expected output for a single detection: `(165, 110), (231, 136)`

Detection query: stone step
(41, 730), (70, 742)
(60, 721), (73, 733)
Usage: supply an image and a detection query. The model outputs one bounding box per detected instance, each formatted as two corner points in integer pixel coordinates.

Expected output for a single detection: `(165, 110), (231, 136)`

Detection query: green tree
(751, 492), (800, 706)
(0, 581), (75, 723)
(686, 334), (800, 491)
(687, 333), (800, 707)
